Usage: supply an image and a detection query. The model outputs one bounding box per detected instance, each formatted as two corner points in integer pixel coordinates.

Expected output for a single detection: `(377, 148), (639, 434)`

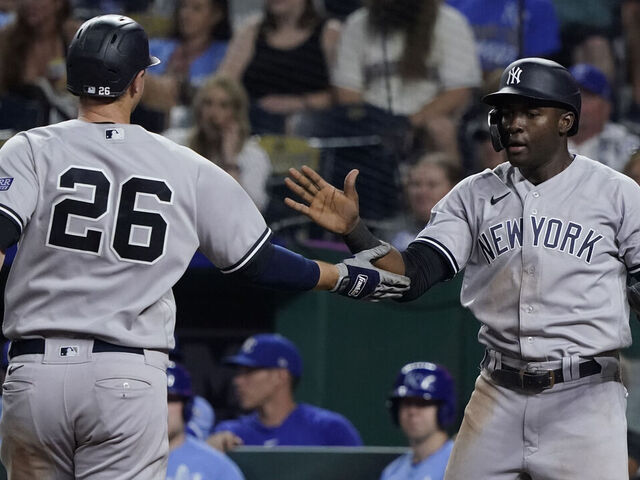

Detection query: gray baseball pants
(444, 354), (628, 480)
(0, 338), (169, 479)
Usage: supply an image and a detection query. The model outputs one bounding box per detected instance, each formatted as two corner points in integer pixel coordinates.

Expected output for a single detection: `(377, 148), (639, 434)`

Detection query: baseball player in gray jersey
(286, 57), (640, 479)
(0, 15), (408, 480)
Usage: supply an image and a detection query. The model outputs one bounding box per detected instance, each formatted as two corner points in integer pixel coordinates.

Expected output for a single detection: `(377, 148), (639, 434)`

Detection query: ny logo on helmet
(506, 66), (523, 85)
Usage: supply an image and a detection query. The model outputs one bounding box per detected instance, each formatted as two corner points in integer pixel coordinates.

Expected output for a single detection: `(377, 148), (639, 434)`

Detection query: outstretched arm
(285, 165), (406, 274)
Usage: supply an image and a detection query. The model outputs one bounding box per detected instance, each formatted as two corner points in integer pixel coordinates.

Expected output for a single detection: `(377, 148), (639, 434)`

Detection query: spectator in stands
(552, 0), (618, 83)
(447, 0), (560, 76)
(381, 153), (462, 251)
(167, 362), (245, 480)
(186, 75), (272, 212)
(568, 64), (640, 172)
(218, 0), (341, 133)
(0, 0), (15, 29)
(143, 0), (231, 116)
(622, 0), (640, 130)
(0, 0), (77, 125)
(207, 333), (363, 451)
(380, 362), (456, 480)
(624, 150), (640, 185)
(332, 0), (481, 158)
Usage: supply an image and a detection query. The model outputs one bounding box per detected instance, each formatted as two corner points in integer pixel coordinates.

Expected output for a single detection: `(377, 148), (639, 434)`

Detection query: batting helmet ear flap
(488, 108), (508, 152)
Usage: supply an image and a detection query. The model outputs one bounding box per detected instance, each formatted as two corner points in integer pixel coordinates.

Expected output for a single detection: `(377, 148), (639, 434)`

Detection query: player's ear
(558, 111), (575, 136)
(130, 70), (145, 96)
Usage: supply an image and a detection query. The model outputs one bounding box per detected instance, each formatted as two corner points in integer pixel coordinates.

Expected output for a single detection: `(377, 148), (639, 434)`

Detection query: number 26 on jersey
(47, 166), (173, 264)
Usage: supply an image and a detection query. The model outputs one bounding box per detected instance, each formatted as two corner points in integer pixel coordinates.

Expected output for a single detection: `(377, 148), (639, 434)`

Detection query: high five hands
(285, 166), (410, 301)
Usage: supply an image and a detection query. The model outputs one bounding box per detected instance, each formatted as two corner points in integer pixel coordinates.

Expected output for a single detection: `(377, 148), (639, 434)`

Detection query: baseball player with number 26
(0, 15), (408, 480)
(286, 58), (640, 479)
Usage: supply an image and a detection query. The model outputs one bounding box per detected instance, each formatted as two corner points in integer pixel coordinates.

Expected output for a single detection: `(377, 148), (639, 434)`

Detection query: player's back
(0, 120), (268, 349)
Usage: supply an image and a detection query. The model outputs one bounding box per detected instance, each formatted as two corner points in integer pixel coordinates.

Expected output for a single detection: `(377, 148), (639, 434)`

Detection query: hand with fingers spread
(285, 166), (361, 235)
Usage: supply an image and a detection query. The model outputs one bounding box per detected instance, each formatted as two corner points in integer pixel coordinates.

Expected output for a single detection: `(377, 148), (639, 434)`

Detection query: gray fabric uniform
(414, 156), (640, 479)
(0, 120), (270, 479)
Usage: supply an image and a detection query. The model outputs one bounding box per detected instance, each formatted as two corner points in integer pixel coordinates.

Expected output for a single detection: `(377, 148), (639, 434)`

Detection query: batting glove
(332, 242), (410, 301)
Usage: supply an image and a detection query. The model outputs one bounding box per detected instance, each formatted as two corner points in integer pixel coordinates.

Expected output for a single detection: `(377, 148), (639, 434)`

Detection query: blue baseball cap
(569, 63), (611, 101)
(224, 334), (303, 378)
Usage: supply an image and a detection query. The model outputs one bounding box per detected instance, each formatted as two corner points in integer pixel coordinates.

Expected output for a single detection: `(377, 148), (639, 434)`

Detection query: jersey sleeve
(413, 178), (475, 276)
(194, 160), (271, 272)
(0, 133), (39, 234)
(616, 176), (640, 275)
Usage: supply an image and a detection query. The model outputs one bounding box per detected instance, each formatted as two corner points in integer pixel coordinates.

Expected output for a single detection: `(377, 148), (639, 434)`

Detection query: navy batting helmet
(387, 362), (456, 428)
(66, 15), (160, 98)
(167, 362), (194, 422)
(482, 57), (581, 151)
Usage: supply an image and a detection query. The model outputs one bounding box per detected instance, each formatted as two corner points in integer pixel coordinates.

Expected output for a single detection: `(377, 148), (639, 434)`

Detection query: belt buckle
(519, 368), (555, 391)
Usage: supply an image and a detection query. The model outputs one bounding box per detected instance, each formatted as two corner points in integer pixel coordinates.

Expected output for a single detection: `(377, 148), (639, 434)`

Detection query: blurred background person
(218, 0), (341, 133)
(552, 0), (618, 84)
(142, 0), (231, 127)
(0, 0), (77, 127)
(568, 63), (640, 172)
(380, 153), (462, 251)
(169, 75), (272, 212)
(207, 333), (362, 451)
(167, 362), (245, 480)
(332, 0), (481, 160)
(0, 0), (15, 28)
(380, 362), (456, 480)
(624, 150), (640, 185)
(447, 0), (560, 77)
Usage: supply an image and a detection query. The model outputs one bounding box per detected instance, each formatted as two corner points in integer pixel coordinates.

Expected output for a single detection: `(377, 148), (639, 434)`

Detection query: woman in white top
(189, 75), (272, 211)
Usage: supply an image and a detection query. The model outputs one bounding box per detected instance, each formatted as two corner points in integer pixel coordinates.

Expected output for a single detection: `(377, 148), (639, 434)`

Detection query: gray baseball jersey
(0, 119), (270, 349)
(415, 155), (640, 361)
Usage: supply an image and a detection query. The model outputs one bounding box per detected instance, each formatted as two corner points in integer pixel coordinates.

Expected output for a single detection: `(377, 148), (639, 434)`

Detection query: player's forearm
(343, 219), (406, 274)
(314, 261), (339, 290)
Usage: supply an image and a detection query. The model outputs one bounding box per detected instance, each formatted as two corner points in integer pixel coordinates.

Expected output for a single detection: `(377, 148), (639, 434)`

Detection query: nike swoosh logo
(490, 192), (511, 205)
(7, 364), (23, 375)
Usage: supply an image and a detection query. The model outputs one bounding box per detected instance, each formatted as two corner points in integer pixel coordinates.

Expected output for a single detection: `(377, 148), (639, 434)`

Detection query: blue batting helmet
(167, 362), (194, 422)
(387, 362), (456, 428)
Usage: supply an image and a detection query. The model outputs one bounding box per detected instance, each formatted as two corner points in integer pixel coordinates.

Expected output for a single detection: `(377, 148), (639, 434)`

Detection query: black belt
(488, 359), (602, 392)
(9, 339), (144, 358)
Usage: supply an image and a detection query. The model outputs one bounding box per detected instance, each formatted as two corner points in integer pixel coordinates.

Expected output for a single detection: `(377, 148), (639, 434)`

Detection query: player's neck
(257, 395), (297, 427)
(77, 96), (136, 124)
(409, 430), (448, 464)
(520, 150), (574, 185)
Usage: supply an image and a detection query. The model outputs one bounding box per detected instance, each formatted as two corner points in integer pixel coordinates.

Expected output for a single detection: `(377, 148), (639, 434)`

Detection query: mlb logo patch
(105, 128), (125, 141)
(59, 346), (79, 357)
(0, 177), (13, 191)
(84, 86), (96, 94)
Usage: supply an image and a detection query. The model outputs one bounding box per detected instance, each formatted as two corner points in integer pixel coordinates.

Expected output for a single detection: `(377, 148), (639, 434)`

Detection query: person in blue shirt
(447, 0), (560, 74)
(207, 333), (363, 451)
(167, 362), (245, 480)
(380, 362), (457, 480)
(143, 0), (231, 113)
(186, 395), (217, 441)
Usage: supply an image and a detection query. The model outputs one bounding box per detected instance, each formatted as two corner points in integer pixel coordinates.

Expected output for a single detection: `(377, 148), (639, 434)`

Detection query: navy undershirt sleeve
(0, 212), (20, 251)
(233, 242), (320, 291)
(397, 241), (454, 302)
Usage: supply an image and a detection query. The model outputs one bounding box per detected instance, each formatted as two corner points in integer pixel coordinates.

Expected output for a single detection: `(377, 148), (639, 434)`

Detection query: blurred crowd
(2, 0), (640, 238)
(2, 0), (640, 478)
